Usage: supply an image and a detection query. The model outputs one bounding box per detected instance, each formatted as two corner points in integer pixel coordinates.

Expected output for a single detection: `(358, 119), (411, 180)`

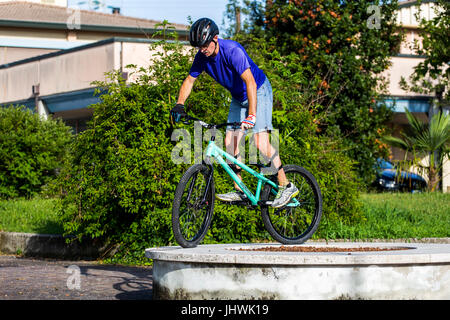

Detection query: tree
(226, 0), (403, 185)
(223, 0), (266, 37)
(400, 0), (450, 110)
(382, 109), (450, 191)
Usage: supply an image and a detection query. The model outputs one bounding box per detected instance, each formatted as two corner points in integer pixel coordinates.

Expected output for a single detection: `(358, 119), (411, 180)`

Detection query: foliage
(230, 0), (403, 185)
(57, 65), (180, 245)
(400, 0), (450, 108)
(0, 106), (73, 199)
(382, 109), (450, 191)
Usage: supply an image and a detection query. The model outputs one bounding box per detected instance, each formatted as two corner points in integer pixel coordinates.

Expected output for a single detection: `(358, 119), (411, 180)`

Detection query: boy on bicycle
(171, 17), (298, 208)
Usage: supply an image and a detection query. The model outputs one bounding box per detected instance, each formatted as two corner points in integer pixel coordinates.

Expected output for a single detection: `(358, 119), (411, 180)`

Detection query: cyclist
(171, 17), (298, 208)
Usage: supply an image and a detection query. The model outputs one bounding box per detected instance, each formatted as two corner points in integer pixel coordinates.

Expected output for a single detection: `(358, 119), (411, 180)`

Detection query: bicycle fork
(186, 162), (214, 209)
(202, 162), (214, 205)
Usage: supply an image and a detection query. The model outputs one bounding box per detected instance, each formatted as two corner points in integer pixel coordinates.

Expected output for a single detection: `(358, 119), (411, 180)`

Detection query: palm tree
(382, 109), (450, 191)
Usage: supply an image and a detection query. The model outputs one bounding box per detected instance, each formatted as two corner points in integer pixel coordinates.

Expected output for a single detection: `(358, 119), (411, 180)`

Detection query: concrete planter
(146, 242), (450, 300)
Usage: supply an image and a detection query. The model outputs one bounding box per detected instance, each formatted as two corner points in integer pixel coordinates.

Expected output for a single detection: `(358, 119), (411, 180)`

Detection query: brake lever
(182, 117), (192, 125)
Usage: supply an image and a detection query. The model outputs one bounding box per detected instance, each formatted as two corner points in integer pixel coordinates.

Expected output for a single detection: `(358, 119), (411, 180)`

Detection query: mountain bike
(172, 115), (322, 248)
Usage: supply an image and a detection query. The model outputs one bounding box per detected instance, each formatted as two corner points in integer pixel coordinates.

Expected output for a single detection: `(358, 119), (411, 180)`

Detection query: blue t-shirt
(189, 39), (266, 103)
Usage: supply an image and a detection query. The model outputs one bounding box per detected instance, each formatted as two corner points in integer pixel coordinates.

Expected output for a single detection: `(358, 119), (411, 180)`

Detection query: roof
(0, 37), (188, 70)
(0, 1), (188, 34)
(398, 0), (436, 9)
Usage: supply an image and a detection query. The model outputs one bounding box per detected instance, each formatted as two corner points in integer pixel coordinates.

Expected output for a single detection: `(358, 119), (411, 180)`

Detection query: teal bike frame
(205, 139), (275, 206)
(205, 139), (300, 208)
(180, 115), (300, 208)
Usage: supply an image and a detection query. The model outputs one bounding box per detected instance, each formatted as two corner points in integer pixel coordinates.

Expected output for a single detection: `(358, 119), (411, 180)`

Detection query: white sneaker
(271, 183), (299, 208)
(216, 190), (246, 202)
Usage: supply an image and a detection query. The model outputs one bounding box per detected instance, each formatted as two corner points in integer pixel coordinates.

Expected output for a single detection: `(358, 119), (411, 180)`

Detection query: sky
(67, 0), (232, 33)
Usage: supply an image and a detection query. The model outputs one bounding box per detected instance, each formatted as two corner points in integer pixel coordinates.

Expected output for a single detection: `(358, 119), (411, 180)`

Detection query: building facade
(0, 1), (188, 132)
(382, 0), (450, 192)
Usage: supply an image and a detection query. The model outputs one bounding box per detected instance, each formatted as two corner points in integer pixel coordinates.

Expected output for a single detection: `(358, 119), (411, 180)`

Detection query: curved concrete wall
(147, 242), (450, 300)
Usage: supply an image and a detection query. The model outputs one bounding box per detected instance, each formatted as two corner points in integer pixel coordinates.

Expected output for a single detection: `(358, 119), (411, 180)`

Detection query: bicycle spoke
(264, 166), (321, 242)
(178, 171), (209, 242)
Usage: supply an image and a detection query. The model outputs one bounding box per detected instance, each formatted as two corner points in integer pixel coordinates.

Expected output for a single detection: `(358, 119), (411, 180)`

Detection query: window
(64, 118), (89, 135)
(383, 97), (431, 113)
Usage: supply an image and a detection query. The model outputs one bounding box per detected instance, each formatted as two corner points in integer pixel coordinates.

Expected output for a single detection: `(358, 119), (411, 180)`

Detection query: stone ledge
(313, 238), (450, 244)
(0, 231), (118, 260)
(146, 242), (450, 266)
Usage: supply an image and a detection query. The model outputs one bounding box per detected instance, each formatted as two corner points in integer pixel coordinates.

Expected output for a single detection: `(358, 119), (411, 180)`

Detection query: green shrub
(0, 106), (72, 199)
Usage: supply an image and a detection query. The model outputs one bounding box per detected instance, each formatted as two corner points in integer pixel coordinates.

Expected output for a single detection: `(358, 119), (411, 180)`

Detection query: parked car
(373, 158), (427, 192)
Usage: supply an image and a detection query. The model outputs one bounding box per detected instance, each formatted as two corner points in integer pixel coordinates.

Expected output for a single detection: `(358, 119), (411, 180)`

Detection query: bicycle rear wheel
(172, 164), (215, 248)
(261, 164), (322, 245)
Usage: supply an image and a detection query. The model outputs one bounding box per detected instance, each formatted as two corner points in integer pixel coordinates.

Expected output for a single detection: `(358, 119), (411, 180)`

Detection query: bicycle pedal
(228, 200), (250, 206)
(257, 200), (273, 207)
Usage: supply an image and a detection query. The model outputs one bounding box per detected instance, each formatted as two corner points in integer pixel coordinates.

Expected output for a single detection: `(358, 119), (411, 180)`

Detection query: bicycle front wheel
(172, 164), (215, 248)
(261, 164), (322, 245)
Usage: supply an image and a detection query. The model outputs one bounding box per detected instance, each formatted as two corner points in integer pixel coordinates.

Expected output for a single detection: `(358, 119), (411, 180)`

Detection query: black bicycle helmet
(189, 18), (219, 47)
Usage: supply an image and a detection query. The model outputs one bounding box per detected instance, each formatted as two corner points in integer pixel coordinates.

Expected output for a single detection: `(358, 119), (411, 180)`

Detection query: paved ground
(0, 254), (153, 300)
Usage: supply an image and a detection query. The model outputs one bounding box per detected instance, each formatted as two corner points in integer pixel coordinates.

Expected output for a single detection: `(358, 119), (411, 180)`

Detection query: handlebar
(183, 115), (241, 130)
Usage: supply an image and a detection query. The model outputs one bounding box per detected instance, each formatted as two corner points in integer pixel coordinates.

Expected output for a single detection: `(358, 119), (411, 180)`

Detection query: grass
(316, 192), (450, 240)
(1, 193), (449, 241)
(0, 197), (63, 235)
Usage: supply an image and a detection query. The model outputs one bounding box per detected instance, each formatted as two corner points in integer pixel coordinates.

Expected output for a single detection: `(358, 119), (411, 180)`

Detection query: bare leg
(254, 131), (288, 186)
(225, 129), (246, 191)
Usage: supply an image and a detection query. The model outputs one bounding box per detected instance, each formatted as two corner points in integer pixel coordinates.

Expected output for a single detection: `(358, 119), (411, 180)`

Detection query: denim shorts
(227, 77), (273, 133)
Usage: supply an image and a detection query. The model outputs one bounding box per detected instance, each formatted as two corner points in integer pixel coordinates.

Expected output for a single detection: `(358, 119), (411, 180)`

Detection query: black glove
(170, 104), (187, 123)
